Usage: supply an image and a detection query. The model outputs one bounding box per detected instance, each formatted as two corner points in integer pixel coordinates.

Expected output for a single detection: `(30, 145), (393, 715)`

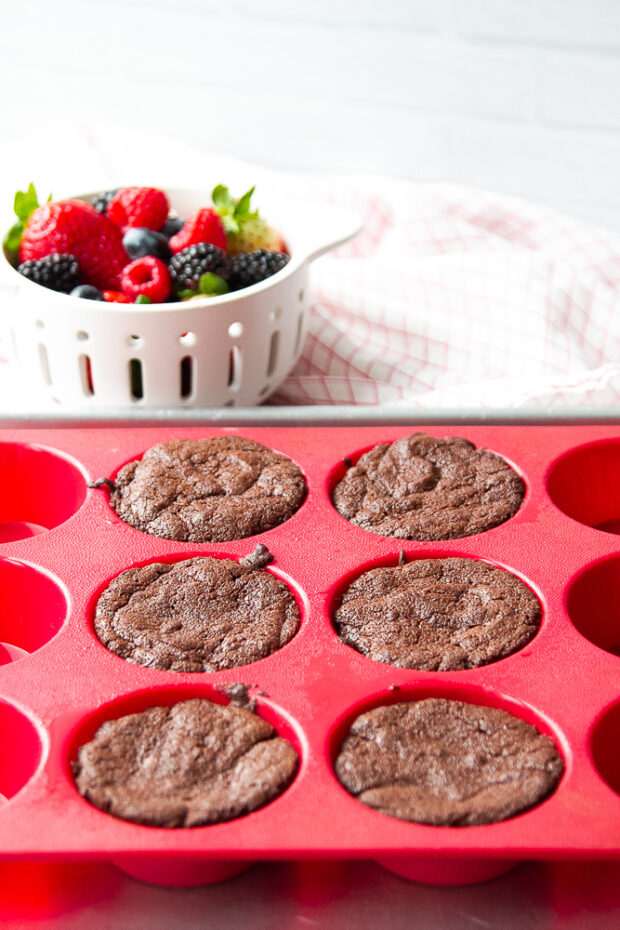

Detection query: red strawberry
(103, 290), (132, 303)
(169, 208), (227, 254)
(107, 186), (169, 231)
(120, 256), (171, 303)
(19, 199), (128, 290)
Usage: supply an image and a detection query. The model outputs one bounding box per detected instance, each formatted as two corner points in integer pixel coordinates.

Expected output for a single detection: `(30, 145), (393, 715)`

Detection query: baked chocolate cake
(105, 436), (306, 543)
(332, 433), (524, 540)
(73, 698), (298, 827)
(335, 698), (563, 826)
(334, 556), (541, 671)
(94, 546), (299, 673)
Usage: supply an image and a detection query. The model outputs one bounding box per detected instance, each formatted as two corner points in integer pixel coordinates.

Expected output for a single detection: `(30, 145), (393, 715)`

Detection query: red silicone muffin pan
(1, 423), (620, 887)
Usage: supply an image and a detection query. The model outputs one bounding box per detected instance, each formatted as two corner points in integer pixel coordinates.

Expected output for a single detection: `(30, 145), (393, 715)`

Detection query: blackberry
(91, 189), (118, 214)
(18, 253), (80, 293)
(169, 243), (230, 292)
(228, 250), (289, 291)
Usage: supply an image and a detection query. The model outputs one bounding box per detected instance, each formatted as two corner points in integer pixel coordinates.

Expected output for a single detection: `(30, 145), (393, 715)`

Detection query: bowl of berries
(2, 183), (359, 407)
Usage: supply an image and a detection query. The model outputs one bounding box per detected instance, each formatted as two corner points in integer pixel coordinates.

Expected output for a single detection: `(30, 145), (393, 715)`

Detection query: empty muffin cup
(0, 443), (87, 543)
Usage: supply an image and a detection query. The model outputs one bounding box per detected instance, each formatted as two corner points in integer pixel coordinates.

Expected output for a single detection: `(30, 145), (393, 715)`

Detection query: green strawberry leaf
(234, 186), (255, 216)
(221, 214), (239, 234)
(4, 183), (49, 262)
(3, 222), (24, 259)
(14, 183), (40, 223)
(212, 184), (238, 233)
(233, 187), (258, 231)
(135, 295), (152, 304)
(198, 273), (229, 295)
(212, 184), (259, 235)
(212, 185), (234, 210)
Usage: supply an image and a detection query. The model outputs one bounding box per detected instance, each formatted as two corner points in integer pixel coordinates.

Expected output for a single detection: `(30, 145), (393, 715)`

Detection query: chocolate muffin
(94, 546), (300, 673)
(334, 556), (541, 671)
(332, 433), (524, 540)
(106, 436), (306, 543)
(335, 699), (563, 827)
(73, 698), (298, 828)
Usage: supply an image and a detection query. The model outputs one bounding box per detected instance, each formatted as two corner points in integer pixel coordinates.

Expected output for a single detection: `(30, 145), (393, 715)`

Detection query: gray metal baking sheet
(1, 403), (620, 427)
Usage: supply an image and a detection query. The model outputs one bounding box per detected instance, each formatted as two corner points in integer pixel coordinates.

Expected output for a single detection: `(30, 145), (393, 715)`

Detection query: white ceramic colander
(1, 189), (359, 408)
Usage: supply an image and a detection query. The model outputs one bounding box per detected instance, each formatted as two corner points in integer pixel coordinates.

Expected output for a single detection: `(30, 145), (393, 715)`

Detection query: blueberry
(161, 216), (185, 239)
(123, 227), (171, 261)
(71, 285), (104, 300)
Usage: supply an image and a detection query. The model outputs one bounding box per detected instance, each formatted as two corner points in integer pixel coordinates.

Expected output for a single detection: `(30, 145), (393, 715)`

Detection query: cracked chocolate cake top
(332, 433), (524, 540)
(94, 547), (300, 673)
(107, 436), (306, 543)
(335, 698), (563, 827)
(73, 698), (298, 828)
(334, 556), (541, 671)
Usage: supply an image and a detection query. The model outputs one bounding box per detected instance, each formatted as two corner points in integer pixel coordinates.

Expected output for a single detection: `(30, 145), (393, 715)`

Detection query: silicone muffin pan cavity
(0, 424), (619, 887)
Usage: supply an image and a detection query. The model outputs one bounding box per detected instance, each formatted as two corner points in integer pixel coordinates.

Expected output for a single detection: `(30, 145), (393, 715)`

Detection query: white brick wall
(541, 52), (620, 130)
(451, 0), (620, 49)
(2, 0), (620, 231)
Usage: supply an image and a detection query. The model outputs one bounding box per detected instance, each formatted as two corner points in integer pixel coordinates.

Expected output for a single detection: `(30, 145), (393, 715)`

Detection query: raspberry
(103, 290), (132, 303)
(107, 187), (169, 231)
(120, 256), (171, 303)
(169, 208), (227, 254)
(19, 200), (128, 290)
(168, 243), (230, 292)
(17, 253), (80, 293)
(228, 250), (289, 290)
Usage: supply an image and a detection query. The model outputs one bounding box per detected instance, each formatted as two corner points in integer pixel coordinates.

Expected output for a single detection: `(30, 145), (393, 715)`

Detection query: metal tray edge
(1, 404), (620, 428)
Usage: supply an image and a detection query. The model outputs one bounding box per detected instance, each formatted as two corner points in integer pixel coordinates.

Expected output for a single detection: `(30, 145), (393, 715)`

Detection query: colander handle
(302, 204), (362, 263)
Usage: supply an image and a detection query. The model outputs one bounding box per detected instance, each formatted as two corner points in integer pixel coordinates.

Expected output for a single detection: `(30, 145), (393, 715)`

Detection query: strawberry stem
(211, 184), (258, 234)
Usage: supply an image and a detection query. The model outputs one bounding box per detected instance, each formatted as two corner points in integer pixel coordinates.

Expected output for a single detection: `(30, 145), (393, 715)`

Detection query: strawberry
(103, 290), (132, 303)
(107, 186), (169, 231)
(168, 207), (227, 254)
(16, 189), (128, 290)
(211, 184), (287, 256)
(226, 215), (287, 255)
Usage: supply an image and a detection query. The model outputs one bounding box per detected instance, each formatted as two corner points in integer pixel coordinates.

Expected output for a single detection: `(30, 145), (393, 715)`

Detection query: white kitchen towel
(1, 122), (619, 411)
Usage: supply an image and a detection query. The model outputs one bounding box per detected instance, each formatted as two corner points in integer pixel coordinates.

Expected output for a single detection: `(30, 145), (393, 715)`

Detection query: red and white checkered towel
(2, 124), (620, 411)
(273, 178), (620, 408)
